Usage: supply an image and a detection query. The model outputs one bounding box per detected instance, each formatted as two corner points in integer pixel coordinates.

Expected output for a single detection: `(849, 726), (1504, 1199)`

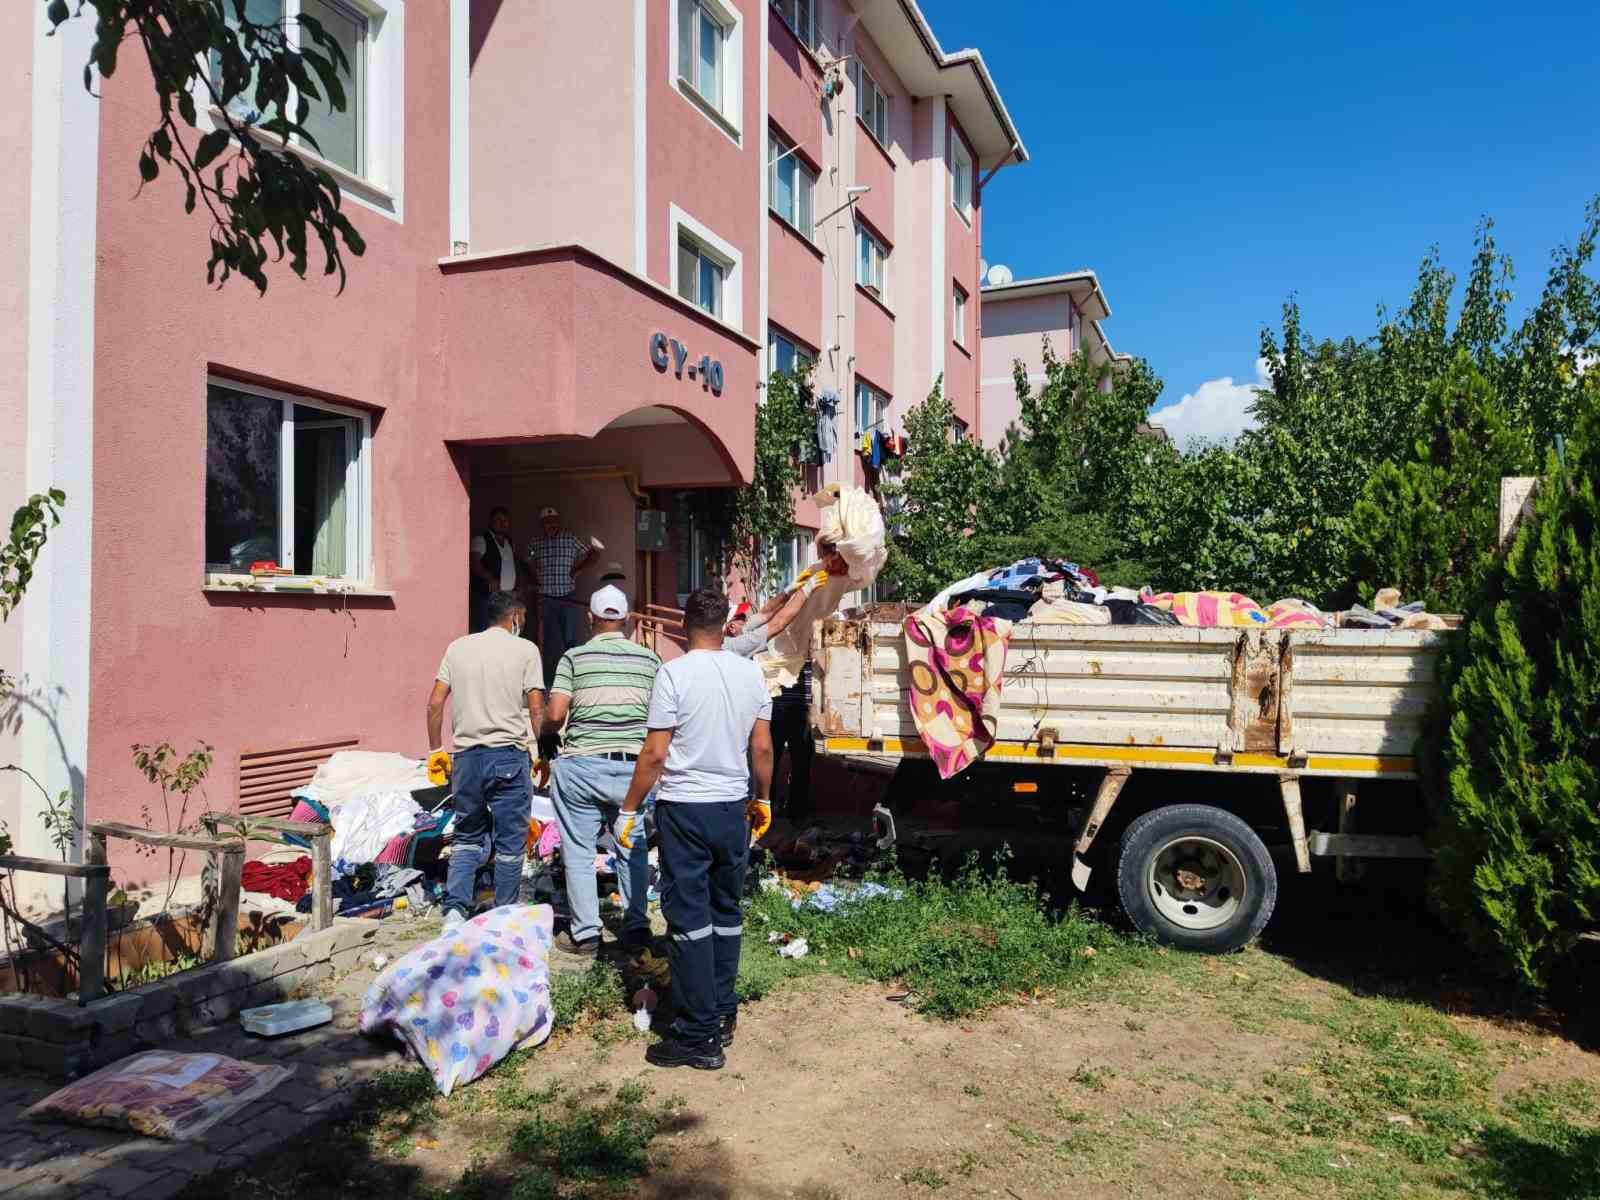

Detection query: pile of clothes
(905, 559), (1454, 779)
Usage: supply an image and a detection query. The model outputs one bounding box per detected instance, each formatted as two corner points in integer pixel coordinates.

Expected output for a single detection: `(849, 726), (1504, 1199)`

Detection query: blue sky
(921, 0), (1600, 444)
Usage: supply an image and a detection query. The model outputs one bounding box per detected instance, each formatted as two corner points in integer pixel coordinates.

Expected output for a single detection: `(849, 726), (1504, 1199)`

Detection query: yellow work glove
(747, 798), (773, 842)
(426, 749), (452, 785)
(613, 809), (645, 853)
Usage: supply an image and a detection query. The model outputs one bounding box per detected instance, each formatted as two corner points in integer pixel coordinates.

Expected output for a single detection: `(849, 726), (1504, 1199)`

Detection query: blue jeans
(541, 595), (582, 686)
(445, 745), (531, 917)
(657, 801), (748, 1044)
(550, 755), (652, 943)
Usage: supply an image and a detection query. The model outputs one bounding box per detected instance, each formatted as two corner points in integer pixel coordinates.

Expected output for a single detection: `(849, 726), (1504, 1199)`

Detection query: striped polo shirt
(550, 632), (662, 756)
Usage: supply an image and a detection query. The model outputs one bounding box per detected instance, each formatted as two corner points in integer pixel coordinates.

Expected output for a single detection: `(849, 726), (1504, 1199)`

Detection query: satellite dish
(980, 259), (990, 282)
(987, 263), (1013, 286)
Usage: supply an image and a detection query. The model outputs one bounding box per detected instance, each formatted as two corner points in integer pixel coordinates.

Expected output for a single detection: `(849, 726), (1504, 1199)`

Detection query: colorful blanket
(1142, 591), (1331, 630)
(904, 604), (1014, 779)
(359, 904), (555, 1096)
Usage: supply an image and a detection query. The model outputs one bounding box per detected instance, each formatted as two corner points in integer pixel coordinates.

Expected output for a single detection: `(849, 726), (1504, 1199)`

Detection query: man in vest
(470, 507), (524, 633)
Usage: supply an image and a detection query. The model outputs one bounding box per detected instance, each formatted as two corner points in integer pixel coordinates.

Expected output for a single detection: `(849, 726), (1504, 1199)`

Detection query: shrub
(1425, 402), (1600, 988)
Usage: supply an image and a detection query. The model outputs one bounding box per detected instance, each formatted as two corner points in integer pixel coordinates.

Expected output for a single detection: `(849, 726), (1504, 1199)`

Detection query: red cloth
(240, 856), (313, 903)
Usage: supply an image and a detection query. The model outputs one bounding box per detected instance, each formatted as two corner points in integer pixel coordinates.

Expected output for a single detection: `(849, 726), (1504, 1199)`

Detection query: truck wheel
(1116, 805), (1276, 953)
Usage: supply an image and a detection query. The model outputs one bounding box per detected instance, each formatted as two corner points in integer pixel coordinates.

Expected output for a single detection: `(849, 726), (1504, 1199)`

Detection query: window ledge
(856, 283), (895, 319)
(856, 117), (896, 169)
(768, 211), (825, 261)
(209, 107), (397, 218)
(204, 579), (392, 600)
(677, 79), (742, 145)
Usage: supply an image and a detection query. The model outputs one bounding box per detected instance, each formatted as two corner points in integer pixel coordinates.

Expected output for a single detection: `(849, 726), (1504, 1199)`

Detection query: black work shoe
(622, 926), (654, 952)
(719, 1014), (737, 1047)
(646, 1035), (725, 1071)
(554, 932), (600, 958)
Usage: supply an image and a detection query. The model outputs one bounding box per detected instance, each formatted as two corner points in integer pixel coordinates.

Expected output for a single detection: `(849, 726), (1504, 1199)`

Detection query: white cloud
(1149, 359), (1271, 448)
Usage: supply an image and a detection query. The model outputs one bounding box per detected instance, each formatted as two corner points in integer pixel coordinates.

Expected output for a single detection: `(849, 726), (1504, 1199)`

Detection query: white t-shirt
(647, 649), (772, 804)
(470, 533), (518, 591)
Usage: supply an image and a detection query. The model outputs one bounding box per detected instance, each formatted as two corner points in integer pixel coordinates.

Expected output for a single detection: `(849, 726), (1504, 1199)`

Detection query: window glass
(292, 404), (357, 576)
(771, 0), (814, 48)
(857, 67), (889, 143)
(213, 0), (285, 124)
(677, 236), (699, 306)
(206, 385), (282, 571)
(954, 285), (968, 346)
(299, 0), (365, 173)
(951, 135), (973, 219)
(698, 8), (722, 106)
(857, 226), (887, 295)
(698, 255), (723, 316)
(855, 380), (886, 432)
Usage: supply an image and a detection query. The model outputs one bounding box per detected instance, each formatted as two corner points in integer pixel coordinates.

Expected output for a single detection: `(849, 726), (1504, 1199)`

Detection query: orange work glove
(747, 797), (773, 842)
(426, 749), (452, 785)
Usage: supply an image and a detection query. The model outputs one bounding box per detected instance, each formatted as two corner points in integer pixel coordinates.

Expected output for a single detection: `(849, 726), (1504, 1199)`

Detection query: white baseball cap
(539, 506), (559, 519)
(589, 585), (628, 619)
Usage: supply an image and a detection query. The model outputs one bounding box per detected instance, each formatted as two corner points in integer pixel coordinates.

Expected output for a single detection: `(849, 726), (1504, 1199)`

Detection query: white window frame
(952, 418), (968, 443)
(1069, 303), (1082, 354)
(671, 203), (743, 330)
(205, 376), (373, 584)
(953, 283), (968, 348)
(950, 131), (974, 224)
(766, 531), (812, 594)
(856, 63), (890, 146)
(769, 0), (816, 51)
(856, 221), (889, 301)
(199, 0), (404, 221)
(767, 326), (816, 378)
(854, 378), (888, 434)
(671, 0), (744, 143)
(768, 131), (816, 240)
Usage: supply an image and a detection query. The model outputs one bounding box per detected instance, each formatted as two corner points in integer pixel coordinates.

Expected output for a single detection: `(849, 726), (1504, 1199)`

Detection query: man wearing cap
(599, 561), (627, 586)
(542, 585), (661, 956)
(528, 507), (598, 685)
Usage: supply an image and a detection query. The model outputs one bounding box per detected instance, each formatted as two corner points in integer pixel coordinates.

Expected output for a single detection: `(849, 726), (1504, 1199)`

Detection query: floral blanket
(904, 604), (1014, 780)
(359, 904), (555, 1096)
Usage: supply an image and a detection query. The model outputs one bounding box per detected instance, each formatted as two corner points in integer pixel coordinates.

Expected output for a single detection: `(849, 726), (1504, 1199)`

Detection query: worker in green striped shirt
(542, 585), (662, 956)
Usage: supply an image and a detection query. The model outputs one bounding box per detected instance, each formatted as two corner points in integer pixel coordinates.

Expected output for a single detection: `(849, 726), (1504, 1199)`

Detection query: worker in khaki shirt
(426, 590), (545, 928)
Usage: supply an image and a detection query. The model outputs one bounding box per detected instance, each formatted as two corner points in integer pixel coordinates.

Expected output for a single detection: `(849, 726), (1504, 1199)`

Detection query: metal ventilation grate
(236, 735), (361, 818)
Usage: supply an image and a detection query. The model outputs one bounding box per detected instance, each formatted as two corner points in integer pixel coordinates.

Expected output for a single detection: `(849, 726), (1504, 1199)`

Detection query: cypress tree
(1425, 397), (1600, 988)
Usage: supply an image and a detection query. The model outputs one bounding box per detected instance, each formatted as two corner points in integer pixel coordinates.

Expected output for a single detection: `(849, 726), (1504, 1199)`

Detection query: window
(1069, 303), (1082, 353)
(677, 232), (726, 318)
(768, 132), (816, 239)
(950, 133), (973, 223)
(678, 0), (729, 112)
(205, 380), (370, 580)
(854, 379), (888, 433)
(856, 223), (889, 298)
(769, 532), (811, 592)
(953, 284), (968, 348)
(767, 327), (816, 378)
(769, 0), (815, 50)
(856, 64), (889, 144)
(213, 0), (369, 176)
(952, 418), (968, 444)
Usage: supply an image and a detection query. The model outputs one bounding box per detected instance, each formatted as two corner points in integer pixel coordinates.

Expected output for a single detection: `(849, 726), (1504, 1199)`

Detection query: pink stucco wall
(645, 0), (762, 323)
(979, 292), (1072, 446)
(766, 7), (823, 153)
(944, 112), (981, 430)
(468, 1), (637, 265)
(768, 215), (824, 350)
(437, 247), (757, 483)
(84, 4), (455, 885)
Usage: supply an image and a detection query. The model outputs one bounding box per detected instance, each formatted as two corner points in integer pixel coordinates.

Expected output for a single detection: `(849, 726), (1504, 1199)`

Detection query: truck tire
(1116, 804), (1276, 953)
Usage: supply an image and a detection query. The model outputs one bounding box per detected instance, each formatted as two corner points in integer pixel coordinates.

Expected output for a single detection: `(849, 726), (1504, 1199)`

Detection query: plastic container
(239, 999), (334, 1037)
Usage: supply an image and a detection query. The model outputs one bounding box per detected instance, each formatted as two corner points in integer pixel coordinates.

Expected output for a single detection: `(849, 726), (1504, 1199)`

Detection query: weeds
(550, 961), (625, 1031)
(745, 853), (1123, 1018)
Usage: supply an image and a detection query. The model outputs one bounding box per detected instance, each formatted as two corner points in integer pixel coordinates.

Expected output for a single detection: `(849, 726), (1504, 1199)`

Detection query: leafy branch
(46, 0), (366, 292)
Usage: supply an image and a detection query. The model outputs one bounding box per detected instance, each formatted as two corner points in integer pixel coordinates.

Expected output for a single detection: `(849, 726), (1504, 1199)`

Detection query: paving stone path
(0, 914), (447, 1200)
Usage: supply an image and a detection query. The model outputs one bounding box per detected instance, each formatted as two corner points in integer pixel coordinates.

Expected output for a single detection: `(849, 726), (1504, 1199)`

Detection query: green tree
(878, 381), (999, 601)
(1348, 354), (1535, 611)
(46, 0), (365, 291)
(1425, 399), (1600, 988)
(730, 368), (815, 596)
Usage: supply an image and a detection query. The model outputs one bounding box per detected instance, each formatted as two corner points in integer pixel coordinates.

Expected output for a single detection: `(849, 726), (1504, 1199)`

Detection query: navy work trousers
(656, 800), (747, 1044)
(445, 745), (531, 917)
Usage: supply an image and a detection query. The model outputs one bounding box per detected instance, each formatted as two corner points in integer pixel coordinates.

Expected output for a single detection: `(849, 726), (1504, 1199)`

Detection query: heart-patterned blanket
(358, 904), (555, 1095)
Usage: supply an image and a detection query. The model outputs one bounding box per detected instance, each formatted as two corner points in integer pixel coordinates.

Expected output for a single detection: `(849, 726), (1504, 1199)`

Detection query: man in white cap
(528, 506), (597, 685)
(542, 584), (660, 956)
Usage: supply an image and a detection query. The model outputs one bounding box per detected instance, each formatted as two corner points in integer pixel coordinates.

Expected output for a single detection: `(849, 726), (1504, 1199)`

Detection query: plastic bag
(358, 903), (556, 1096)
(27, 1051), (292, 1141)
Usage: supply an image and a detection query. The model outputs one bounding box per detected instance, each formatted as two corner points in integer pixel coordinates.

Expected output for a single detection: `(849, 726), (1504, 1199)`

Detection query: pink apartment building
(2, 1), (1025, 888)
(978, 270), (1129, 448)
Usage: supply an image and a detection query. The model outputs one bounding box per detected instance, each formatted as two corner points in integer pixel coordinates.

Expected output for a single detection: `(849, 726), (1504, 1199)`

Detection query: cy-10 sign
(650, 332), (724, 394)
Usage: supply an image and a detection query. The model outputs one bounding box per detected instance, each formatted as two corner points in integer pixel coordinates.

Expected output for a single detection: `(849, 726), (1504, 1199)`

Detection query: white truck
(809, 607), (1443, 952)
